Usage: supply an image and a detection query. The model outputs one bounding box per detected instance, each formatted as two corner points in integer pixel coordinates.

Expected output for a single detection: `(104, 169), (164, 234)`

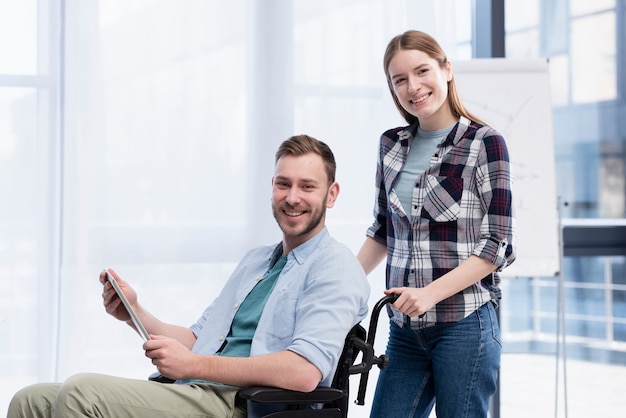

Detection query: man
(8, 134), (370, 418)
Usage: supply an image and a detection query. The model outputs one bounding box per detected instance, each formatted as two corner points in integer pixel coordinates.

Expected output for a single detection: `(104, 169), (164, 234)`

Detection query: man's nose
(285, 187), (301, 205)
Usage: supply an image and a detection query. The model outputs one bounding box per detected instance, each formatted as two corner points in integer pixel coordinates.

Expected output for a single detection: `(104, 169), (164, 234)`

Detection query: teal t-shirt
(218, 254), (288, 357)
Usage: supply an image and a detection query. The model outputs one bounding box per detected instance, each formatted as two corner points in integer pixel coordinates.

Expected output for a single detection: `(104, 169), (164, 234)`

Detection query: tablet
(103, 269), (151, 341)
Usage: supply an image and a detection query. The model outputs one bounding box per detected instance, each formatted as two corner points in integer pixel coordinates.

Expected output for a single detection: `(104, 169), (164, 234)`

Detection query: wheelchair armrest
(238, 386), (344, 404)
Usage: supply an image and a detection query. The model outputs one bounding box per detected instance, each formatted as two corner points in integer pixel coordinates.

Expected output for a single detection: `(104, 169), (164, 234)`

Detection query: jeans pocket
(486, 302), (502, 347)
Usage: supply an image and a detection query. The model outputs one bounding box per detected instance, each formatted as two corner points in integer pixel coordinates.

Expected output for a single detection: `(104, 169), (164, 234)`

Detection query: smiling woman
(357, 30), (516, 418)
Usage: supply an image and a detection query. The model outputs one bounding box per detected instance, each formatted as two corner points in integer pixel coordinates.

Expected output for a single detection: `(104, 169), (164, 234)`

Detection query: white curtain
(1, 0), (472, 414)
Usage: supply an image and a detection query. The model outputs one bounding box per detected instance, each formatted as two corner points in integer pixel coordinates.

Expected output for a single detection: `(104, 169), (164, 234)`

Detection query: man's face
(271, 152), (339, 253)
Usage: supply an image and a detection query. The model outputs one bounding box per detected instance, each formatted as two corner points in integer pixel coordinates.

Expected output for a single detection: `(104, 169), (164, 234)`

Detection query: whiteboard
(454, 59), (560, 277)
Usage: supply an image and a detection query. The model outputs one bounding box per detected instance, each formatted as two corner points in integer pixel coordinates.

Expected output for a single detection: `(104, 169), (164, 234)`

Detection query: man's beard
(272, 198), (326, 240)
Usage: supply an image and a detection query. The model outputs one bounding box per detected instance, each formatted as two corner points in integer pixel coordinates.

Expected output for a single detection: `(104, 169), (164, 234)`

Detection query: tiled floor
(347, 353), (626, 417)
(498, 353), (626, 418)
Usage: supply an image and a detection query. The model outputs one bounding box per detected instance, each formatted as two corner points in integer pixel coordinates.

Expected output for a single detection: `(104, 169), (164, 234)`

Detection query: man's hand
(144, 335), (199, 380)
(100, 269), (138, 322)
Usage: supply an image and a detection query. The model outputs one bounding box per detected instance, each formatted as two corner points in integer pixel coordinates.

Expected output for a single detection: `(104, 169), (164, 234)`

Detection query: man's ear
(326, 182), (340, 208)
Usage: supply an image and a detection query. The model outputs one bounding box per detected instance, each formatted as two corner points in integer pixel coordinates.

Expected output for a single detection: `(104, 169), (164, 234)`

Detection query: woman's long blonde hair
(383, 30), (487, 126)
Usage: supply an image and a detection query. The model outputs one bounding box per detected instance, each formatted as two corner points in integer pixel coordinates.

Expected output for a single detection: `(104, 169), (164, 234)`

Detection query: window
(503, 0), (626, 384)
(570, 10), (616, 103)
(0, 1), (37, 74)
(0, 0), (61, 410)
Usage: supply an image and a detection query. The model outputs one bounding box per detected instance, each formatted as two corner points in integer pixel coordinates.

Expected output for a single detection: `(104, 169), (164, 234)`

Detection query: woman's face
(387, 48), (455, 131)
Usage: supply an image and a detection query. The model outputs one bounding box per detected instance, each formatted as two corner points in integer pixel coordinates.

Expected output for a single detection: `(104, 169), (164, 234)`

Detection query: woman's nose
(407, 75), (420, 93)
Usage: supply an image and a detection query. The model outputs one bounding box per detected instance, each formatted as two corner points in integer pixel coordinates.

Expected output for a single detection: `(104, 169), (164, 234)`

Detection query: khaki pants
(7, 373), (247, 418)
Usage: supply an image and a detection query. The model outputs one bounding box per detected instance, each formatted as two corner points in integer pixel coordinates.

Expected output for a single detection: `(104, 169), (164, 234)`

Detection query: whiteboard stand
(555, 198), (569, 418)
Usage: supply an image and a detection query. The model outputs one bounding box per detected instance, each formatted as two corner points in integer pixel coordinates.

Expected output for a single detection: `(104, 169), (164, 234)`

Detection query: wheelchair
(239, 294), (394, 417)
(150, 294), (395, 418)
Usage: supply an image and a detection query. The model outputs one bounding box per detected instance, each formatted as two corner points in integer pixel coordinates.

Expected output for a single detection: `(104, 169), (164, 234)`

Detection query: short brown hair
(275, 134), (336, 184)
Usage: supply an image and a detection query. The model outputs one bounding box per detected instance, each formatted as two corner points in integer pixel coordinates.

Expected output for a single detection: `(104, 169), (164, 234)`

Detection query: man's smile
(284, 209), (306, 217)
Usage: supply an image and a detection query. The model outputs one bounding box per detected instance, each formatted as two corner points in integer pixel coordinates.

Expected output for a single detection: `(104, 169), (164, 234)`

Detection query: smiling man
(271, 137), (339, 252)
(8, 134), (370, 418)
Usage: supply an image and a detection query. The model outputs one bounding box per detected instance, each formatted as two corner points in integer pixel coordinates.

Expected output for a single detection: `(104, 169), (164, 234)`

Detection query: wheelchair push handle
(367, 293), (397, 345)
(354, 294), (398, 406)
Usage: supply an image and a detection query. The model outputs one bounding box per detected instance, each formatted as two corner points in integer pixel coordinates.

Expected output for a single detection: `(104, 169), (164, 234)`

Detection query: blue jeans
(370, 302), (501, 418)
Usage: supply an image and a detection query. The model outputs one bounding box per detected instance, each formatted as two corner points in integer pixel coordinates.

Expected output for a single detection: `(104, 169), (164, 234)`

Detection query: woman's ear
(446, 60), (453, 82)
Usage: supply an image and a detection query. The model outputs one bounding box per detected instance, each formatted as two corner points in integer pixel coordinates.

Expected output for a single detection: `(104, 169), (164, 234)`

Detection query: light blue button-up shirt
(188, 227), (370, 388)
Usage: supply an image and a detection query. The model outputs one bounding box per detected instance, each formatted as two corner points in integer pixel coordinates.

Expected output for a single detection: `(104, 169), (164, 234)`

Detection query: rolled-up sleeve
(472, 129), (516, 270)
(287, 252), (369, 381)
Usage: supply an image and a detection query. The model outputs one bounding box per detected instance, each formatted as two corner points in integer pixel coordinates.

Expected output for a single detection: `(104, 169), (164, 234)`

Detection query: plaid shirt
(366, 117), (516, 328)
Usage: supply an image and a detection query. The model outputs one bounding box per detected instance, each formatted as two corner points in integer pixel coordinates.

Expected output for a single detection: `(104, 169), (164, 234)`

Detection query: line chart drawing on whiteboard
(454, 59), (560, 278)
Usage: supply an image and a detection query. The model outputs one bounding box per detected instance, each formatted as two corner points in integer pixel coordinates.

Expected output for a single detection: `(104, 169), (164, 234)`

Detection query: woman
(358, 30), (516, 418)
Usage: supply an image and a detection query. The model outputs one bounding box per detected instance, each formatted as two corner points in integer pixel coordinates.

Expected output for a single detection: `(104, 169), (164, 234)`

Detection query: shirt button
(234, 303), (239, 309)
(219, 335), (225, 341)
